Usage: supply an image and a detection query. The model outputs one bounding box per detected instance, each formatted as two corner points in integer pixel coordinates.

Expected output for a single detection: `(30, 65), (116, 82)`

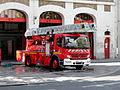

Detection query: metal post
(0, 41), (2, 63)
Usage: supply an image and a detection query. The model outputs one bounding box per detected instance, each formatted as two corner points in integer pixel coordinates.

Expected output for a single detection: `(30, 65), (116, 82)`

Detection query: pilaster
(64, 2), (74, 25)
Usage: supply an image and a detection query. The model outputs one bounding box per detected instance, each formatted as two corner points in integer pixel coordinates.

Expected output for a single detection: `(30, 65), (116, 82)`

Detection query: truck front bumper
(63, 58), (91, 66)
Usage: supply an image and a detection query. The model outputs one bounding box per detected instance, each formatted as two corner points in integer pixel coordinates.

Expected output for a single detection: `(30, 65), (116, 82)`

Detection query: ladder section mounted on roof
(25, 23), (96, 37)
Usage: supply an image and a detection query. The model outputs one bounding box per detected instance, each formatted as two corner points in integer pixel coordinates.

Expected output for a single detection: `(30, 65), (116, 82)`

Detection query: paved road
(0, 65), (120, 90)
(0, 62), (120, 87)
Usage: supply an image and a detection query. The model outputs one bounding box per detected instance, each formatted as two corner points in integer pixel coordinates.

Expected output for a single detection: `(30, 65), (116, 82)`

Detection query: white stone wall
(0, 0), (117, 59)
(116, 0), (120, 58)
(96, 4), (117, 59)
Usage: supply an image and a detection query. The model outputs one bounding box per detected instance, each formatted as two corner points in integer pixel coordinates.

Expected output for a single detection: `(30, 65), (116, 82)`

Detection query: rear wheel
(25, 56), (32, 67)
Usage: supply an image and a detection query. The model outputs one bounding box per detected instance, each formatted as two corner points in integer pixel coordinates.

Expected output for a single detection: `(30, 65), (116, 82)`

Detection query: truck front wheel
(51, 59), (59, 70)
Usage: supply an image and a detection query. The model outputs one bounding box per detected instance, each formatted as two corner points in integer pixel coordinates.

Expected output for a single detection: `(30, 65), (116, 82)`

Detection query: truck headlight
(87, 55), (90, 58)
(67, 55), (71, 58)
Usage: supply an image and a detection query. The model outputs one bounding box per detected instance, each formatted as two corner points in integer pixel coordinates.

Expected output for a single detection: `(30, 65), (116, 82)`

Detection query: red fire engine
(16, 23), (96, 70)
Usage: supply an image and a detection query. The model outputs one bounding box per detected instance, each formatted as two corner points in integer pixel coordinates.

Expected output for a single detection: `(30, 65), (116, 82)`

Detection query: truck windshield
(65, 36), (90, 49)
(57, 36), (90, 49)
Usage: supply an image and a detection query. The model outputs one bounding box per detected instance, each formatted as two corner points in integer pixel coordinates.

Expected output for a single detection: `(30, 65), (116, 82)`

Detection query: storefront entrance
(0, 9), (26, 61)
(0, 32), (24, 60)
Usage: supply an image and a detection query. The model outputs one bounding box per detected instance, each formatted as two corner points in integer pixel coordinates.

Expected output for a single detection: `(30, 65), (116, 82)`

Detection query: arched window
(74, 13), (94, 23)
(40, 11), (61, 20)
(0, 9), (26, 18)
(0, 9), (26, 32)
(0, 9), (26, 22)
(40, 11), (62, 24)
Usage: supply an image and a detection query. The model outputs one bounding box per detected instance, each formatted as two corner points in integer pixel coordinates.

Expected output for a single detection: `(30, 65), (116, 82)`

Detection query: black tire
(76, 65), (83, 70)
(51, 58), (60, 70)
(25, 56), (32, 67)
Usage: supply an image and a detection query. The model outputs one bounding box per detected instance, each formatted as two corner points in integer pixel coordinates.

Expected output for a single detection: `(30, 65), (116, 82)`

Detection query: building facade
(117, 0), (120, 58)
(0, 0), (118, 61)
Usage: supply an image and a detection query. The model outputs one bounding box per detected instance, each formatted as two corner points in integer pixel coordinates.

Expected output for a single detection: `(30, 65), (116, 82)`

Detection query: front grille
(71, 54), (80, 57)
(70, 53), (87, 57)
(76, 62), (84, 64)
(80, 54), (88, 57)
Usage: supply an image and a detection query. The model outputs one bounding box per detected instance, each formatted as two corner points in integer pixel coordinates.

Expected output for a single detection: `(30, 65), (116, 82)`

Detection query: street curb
(0, 82), (53, 87)
(1, 62), (22, 66)
(0, 83), (28, 87)
(91, 59), (120, 63)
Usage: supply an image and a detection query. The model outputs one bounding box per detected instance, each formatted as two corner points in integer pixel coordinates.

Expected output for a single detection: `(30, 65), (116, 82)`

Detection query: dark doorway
(0, 22), (26, 61)
(0, 9), (26, 61)
(0, 33), (23, 60)
(88, 32), (94, 59)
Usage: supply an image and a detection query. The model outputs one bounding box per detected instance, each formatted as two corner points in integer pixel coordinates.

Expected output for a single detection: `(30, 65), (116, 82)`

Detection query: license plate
(65, 61), (72, 63)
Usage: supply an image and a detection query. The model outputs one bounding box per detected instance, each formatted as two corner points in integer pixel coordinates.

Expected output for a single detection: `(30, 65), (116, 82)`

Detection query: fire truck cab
(16, 23), (96, 70)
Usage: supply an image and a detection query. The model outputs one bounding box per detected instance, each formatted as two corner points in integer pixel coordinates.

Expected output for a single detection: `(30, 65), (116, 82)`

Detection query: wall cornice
(48, 0), (115, 5)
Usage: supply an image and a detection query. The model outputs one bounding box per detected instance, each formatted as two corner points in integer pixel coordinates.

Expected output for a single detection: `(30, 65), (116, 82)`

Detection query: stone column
(117, 0), (120, 58)
(96, 4), (104, 59)
(64, 2), (74, 25)
(28, 0), (39, 28)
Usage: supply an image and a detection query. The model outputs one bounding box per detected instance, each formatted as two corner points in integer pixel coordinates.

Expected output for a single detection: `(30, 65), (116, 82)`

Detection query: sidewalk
(0, 60), (22, 66)
(91, 58), (120, 63)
